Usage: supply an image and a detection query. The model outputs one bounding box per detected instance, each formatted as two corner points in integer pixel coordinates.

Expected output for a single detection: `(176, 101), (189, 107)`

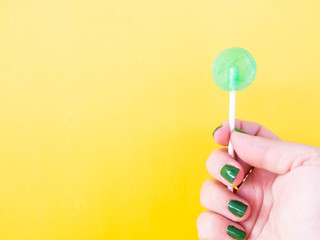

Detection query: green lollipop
(212, 47), (257, 192)
(212, 47), (257, 91)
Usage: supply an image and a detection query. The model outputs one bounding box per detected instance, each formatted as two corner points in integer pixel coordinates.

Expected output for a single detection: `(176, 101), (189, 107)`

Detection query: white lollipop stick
(227, 66), (238, 192)
(228, 90), (235, 192)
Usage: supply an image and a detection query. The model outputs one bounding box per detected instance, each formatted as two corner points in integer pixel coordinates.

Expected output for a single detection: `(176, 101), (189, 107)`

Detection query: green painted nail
(220, 165), (239, 184)
(227, 225), (246, 240)
(234, 128), (248, 134)
(212, 125), (222, 137)
(228, 200), (248, 218)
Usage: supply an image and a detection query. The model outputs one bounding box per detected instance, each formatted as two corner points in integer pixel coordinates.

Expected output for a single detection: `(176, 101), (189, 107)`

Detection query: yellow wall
(1, 1), (319, 239)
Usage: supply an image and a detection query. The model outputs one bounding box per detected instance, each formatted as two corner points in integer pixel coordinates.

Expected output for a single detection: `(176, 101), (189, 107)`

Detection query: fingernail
(220, 165), (239, 184)
(228, 200), (248, 218)
(212, 125), (222, 137)
(227, 225), (246, 240)
(234, 128), (248, 134)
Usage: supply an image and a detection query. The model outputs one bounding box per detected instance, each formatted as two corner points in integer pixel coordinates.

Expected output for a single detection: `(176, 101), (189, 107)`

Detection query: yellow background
(0, 1), (320, 239)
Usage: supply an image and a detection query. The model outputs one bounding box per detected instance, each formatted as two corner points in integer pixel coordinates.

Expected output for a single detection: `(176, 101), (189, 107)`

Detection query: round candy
(212, 47), (257, 91)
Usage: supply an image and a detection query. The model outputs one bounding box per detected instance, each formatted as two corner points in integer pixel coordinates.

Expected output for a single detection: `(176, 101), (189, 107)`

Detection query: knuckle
(206, 150), (217, 167)
(200, 179), (213, 207)
(197, 212), (215, 239)
(206, 148), (225, 170)
(196, 212), (206, 230)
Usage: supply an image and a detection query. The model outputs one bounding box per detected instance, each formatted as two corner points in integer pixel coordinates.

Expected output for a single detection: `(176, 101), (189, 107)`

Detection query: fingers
(213, 119), (280, 146)
(200, 178), (251, 222)
(206, 148), (244, 187)
(231, 131), (320, 174)
(197, 211), (247, 240)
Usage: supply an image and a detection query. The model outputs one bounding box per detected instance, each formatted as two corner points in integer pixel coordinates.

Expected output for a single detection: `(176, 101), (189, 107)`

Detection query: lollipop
(212, 47), (257, 191)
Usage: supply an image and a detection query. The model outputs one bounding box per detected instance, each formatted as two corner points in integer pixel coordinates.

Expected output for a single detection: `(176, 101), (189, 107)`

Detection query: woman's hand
(197, 120), (320, 240)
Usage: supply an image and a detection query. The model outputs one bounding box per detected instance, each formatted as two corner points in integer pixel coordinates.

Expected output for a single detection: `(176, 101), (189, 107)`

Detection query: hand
(197, 120), (320, 240)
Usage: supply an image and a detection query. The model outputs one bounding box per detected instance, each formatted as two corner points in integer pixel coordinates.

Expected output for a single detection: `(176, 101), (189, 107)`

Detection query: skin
(197, 119), (320, 240)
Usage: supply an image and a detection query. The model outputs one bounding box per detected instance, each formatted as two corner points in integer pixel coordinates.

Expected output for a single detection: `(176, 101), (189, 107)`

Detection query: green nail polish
(227, 225), (246, 240)
(228, 200), (248, 218)
(234, 128), (248, 134)
(220, 165), (239, 184)
(212, 125), (222, 136)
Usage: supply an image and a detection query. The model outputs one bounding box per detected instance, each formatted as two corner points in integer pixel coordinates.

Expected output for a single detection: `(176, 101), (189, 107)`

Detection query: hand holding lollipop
(198, 49), (320, 240)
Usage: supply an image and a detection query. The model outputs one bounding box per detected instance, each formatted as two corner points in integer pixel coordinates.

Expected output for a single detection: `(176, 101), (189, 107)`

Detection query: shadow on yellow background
(0, 1), (320, 239)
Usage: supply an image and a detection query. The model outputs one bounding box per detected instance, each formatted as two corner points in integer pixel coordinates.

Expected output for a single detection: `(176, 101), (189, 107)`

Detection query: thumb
(231, 131), (320, 174)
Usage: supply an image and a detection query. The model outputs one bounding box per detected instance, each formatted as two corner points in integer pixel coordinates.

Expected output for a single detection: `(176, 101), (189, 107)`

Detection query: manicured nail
(234, 128), (248, 134)
(227, 225), (246, 240)
(220, 165), (239, 184)
(212, 125), (222, 137)
(228, 200), (248, 218)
